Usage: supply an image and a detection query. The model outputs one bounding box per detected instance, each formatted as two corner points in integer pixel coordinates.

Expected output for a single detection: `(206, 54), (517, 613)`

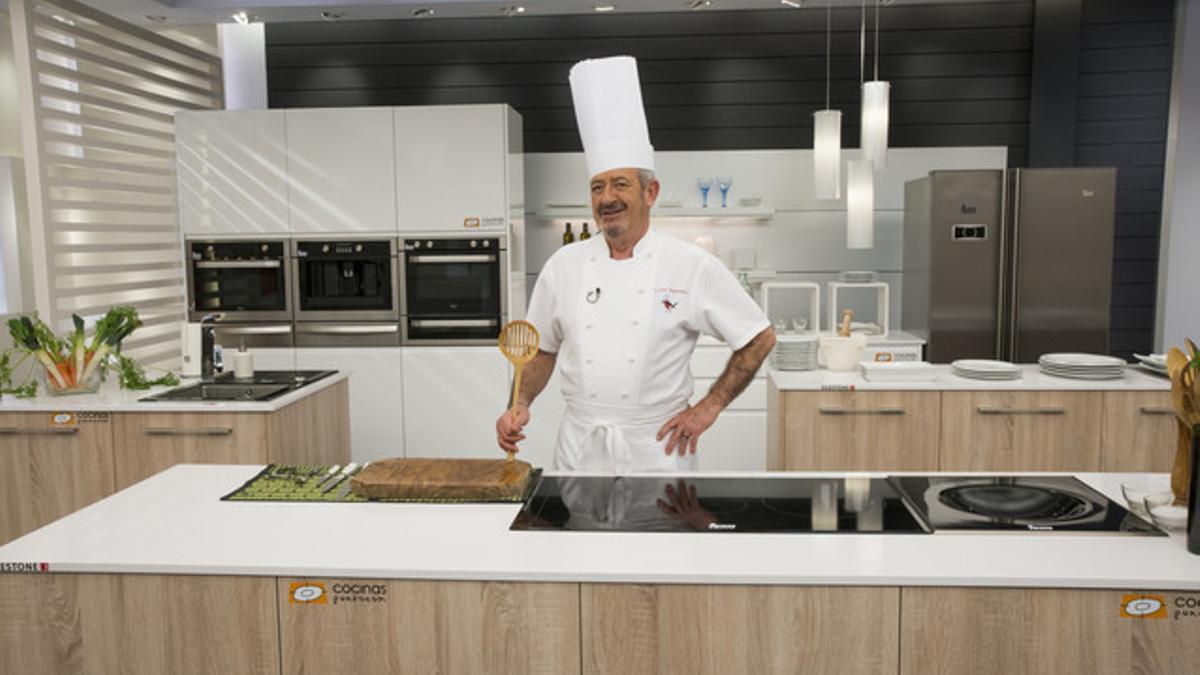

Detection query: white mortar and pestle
(819, 309), (868, 371)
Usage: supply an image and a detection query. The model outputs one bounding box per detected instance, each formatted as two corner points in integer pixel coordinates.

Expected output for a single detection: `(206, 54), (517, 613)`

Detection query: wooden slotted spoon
(498, 320), (540, 462)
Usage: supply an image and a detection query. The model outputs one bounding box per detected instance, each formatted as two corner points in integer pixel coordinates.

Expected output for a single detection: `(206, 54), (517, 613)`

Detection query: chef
(495, 55), (776, 472)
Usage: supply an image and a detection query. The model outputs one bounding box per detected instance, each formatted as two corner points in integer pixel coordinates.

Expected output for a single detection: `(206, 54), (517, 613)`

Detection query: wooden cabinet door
(112, 413), (268, 490)
(778, 391), (941, 471)
(940, 391), (1102, 471)
(0, 412), (115, 545)
(1100, 391), (1177, 472)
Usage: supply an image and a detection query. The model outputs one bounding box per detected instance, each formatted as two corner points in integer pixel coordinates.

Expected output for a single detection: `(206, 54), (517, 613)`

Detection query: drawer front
(1100, 391), (1177, 472)
(781, 391), (940, 471)
(940, 391), (1102, 472)
(696, 411), (767, 471)
(114, 413), (268, 490)
(0, 412), (115, 545)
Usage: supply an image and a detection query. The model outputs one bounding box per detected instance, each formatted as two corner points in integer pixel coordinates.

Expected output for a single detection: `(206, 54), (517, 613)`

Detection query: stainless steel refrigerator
(902, 168), (1117, 363)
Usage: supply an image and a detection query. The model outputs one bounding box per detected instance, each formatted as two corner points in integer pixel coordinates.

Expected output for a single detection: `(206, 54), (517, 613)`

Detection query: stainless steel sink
(147, 382), (292, 402)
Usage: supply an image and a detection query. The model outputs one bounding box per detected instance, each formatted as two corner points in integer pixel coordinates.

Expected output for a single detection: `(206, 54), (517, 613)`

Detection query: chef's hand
(656, 399), (720, 456)
(656, 480), (717, 531)
(495, 405), (530, 454)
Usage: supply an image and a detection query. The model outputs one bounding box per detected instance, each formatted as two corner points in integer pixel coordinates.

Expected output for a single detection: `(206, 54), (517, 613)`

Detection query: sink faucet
(199, 313), (223, 380)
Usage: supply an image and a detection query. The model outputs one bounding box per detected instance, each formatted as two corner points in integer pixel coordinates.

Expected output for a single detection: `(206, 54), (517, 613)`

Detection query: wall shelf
(535, 206), (775, 220)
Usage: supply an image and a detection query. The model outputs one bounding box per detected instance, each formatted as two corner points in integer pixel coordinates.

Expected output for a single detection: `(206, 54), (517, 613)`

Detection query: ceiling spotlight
(412, 7), (435, 17)
(501, 5), (526, 16)
(145, 14), (168, 23)
(321, 10), (344, 21)
(688, 0), (712, 9)
(231, 10), (250, 25)
(593, 3), (616, 11)
(780, 0), (803, 7)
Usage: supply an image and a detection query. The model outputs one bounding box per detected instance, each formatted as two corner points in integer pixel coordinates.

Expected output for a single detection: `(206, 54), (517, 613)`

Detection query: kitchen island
(0, 373), (349, 545)
(1, 464), (1196, 675)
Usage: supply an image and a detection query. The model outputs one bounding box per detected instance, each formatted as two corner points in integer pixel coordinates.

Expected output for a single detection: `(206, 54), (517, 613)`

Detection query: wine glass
(697, 178), (713, 208)
(716, 177), (734, 208)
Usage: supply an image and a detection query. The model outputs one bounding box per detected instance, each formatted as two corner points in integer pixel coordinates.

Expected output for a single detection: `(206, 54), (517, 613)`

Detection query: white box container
(760, 281), (820, 336)
(829, 281), (889, 337)
(863, 330), (926, 363)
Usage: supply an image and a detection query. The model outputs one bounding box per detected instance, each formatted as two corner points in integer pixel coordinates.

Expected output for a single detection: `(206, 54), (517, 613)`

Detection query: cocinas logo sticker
(289, 582), (327, 605)
(1120, 594), (1166, 619)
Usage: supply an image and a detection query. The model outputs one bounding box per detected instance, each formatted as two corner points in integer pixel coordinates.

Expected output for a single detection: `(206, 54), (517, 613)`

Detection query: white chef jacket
(526, 229), (769, 472)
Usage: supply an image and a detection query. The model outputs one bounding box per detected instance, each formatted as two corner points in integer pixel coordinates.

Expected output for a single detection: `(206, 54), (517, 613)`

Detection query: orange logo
(289, 582), (327, 605)
(1120, 594), (1166, 619)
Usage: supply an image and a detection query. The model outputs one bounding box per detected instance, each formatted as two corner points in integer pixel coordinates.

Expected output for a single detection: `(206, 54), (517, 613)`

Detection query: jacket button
(586, 358), (593, 364)
(589, 390), (598, 398)
(620, 391), (629, 399)
(628, 358), (635, 364)
(632, 320), (639, 326)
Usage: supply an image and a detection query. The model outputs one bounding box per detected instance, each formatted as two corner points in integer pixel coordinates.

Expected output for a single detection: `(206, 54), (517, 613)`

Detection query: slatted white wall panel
(10, 0), (221, 366)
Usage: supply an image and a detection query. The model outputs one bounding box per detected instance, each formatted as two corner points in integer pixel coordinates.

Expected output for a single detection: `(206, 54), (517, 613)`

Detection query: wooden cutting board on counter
(350, 458), (534, 502)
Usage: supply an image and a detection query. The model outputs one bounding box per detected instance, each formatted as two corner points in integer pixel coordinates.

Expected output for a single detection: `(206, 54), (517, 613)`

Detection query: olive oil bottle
(580, 222), (592, 240)
(562, 222), (575, 245)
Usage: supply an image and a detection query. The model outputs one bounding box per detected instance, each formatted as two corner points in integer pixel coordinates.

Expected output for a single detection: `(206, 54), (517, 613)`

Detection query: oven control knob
(470, 240), (477, 248)
(483, 240), (491, 248)
(412, 241), (421, 249)
(261, 244), (268, 253)
(355, 244), (363, 252)
(426, 240), (433, 248)
(322, 245), (330, 253)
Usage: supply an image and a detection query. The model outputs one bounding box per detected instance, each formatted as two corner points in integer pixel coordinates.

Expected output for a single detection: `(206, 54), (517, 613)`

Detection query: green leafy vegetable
(113, 354), (179, 390)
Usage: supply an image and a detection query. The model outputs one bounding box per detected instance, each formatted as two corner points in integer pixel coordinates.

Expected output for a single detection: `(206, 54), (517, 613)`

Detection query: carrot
(57, 361), (74, 388)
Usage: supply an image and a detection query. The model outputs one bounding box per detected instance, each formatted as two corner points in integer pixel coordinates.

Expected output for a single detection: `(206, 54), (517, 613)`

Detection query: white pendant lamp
(846, 158), (874, 249)
(860, 0), (890, 167)
(813, 4), (841, 199)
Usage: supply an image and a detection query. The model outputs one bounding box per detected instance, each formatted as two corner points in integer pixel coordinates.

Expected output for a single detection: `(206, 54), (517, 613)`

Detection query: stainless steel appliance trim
(290, 241), (400, 323)
(817, 407), (905, 416)
(0, 427), (80, 435)
(1007, 169), (1023, 361)
(407, 254), (498, 264)
(410, 318), (499, 328)
(996, 169), (1009, 360)
(214, 325), (292, 335)
(144, 427), (235, 436)
(976, 406), (1065, 416)
(194, 260), (281, 269)
(1139, 406), (1175, 416)
(296, 324), (400, 335)
(186, 239), (293, 323)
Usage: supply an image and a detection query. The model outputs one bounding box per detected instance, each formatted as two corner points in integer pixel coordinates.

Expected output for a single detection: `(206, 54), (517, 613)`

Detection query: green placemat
(221, 464), (542, 504)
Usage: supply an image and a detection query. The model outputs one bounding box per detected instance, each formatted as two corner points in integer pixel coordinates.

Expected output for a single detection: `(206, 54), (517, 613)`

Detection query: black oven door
(189, 241), (290, 321)
(294, 240), (399, 322)
(402, 239), (504, 342)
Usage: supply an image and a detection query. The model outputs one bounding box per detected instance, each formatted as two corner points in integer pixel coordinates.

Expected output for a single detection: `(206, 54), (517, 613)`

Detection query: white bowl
(819, 334), (867, 372)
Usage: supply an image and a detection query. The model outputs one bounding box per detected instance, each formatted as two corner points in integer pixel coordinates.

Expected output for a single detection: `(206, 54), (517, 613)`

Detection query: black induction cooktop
(888, 475), (1164, 535)
(510, 476), (930, 533)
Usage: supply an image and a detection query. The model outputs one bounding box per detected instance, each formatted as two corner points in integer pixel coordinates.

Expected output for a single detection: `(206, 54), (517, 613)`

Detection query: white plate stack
(771, 336), (819, 371)
(1038, 353), (1127, 380)
(951, 359), (1022, 381)
(859, 361), (939, 382)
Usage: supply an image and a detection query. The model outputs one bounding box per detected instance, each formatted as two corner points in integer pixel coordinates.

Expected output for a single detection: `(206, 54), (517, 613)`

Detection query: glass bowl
(1142, 492), (1188, 532)
(1120, 478), (1171, 517)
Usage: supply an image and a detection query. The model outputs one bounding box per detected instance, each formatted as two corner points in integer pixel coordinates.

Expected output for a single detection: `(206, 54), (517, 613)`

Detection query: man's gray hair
(637, 169), (656, 190)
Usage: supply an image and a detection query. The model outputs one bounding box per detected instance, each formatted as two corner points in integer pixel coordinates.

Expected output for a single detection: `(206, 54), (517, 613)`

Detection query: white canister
(819, 334), (867, 372)
(233, 349), (254, 379)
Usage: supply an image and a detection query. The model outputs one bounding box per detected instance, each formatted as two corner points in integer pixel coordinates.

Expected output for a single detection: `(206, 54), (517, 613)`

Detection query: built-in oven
(187, 239), (294, 347)
(400, 235), (506, 345)
(292, 238), (401, 346)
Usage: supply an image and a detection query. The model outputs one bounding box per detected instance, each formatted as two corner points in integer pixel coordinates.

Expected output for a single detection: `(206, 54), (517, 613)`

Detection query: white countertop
(770, 364), (1170, 391)
(1, 464), (1196, 589)
(0, 372), (347, 412)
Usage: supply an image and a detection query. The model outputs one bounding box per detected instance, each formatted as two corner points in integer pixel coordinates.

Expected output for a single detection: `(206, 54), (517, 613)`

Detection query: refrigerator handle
(1007, 170), (1023, 362)
(996, 172), (1009, 361)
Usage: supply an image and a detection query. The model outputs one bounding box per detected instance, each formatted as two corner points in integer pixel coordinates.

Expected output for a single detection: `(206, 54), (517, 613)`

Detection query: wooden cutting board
(350, 458), (534, 501)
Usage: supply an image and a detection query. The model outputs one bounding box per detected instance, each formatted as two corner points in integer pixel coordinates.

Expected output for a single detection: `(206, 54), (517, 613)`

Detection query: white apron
(552, 235), (698, 474)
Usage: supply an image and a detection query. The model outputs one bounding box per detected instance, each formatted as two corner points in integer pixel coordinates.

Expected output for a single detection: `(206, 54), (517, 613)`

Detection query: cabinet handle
(976, 406), (1065, 416)
(0, 426), (80, 435)
(144, 427), (234, 436)
(1138, 406), (1174, 416)
(818, 407), (905, 416)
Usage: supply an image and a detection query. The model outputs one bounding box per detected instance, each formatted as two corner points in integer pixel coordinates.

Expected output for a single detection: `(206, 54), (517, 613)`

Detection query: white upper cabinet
(286, 108), (397, 234)
(394, 105), (514, 232)
(176, 110), (289, 235)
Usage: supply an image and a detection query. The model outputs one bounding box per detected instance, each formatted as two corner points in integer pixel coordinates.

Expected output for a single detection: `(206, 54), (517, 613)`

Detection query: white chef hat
(569, 55), (655, 178)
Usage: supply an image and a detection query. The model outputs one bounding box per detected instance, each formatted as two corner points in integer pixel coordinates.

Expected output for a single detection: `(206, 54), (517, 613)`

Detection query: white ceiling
(16, 0), (1020, 27)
